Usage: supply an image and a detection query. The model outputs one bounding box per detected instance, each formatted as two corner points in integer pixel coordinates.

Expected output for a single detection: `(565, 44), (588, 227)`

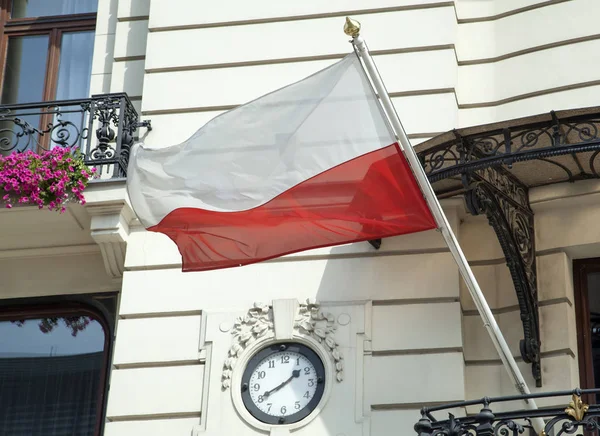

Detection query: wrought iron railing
(414, 389), (600, 436)
(0, 93), (151, 179)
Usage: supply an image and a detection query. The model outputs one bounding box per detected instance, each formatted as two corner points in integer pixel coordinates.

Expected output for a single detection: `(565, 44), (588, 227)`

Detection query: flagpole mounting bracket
(368, 239), (382, 250)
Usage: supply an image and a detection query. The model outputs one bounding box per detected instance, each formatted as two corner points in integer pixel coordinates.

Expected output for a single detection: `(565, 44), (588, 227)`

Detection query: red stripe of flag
(149, 143), (436, 272)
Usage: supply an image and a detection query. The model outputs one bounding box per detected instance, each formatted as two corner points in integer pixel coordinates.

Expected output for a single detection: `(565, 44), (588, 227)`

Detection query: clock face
(241, 343), (326, 425)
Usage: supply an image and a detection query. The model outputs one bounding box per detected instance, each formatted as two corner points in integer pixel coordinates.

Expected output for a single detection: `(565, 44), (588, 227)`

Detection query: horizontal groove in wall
(465, 348), (575, 366)
(463, 258), (506, 267)
(118, 15), (149, 23)
(462, 297), (572, 316)
(148, 2), (454, 32)
(141, 89), (453, 116)
(463, 305), (519, 316)
(373, 297), (459, 306)
(144, 45), (455, 74)
(410, 132), (442, 139)
(142, 105), (235, 115)
(142, 79), (599, 113)
(124, 247), (452, 273)
(114, 55), (146, 62)
(459, 80), (600, 109)
(458, 34), (600, 66)
(469, 248), (572, 267)
(107, 411), (201, 422)
(0, 244), (100, 259)
(129, 95), (142, 101)
(113, 359), (203, 370)
(392, 88), (454, 97)
(372, 347), (462, 357)
(539, 297), (572, 307)
(119, 310), (202, 320)
(530, 187), (600, 206)
(457, 0), (572, 24)
(372, 400), (465, 411)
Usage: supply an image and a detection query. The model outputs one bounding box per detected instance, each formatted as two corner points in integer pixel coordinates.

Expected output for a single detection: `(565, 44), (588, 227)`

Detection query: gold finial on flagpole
(343, 17), (361, 38)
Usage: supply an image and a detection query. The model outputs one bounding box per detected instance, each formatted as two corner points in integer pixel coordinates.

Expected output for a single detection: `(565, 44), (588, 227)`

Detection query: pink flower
(0, 148), (90, 211)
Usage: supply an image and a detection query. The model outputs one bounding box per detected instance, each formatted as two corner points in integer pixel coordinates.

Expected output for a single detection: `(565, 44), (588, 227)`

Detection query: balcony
(414, 389), (600, 436)
(0, 93), (151, 284)
(0, 92), (151, 179)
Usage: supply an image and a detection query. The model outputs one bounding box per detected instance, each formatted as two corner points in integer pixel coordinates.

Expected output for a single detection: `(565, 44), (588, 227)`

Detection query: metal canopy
(417, 105), (600, 196)
(415, 105), (600, 387)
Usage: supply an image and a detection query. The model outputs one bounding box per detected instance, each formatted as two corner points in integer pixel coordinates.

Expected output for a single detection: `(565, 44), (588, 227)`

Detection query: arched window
(0, 295), (115, 436)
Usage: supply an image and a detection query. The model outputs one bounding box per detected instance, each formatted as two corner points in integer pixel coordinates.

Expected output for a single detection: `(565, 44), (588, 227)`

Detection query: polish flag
(127, 54), (436, 272)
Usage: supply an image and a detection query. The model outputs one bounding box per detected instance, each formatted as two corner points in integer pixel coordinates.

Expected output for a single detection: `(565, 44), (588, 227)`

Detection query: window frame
(0, 293), (116, 436)
(0, 0), (97, 104)
(573, 258), (600, 406)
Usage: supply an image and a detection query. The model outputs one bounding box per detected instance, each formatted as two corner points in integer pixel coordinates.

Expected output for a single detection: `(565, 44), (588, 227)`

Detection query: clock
(240, 342), (326, 425)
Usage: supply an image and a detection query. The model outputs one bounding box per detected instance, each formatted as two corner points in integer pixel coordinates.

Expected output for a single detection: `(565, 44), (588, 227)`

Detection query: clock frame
(240, 342), (326, 425)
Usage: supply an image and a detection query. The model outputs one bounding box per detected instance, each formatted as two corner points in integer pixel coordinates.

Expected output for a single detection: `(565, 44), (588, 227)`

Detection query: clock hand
(263, 369), (301, 398)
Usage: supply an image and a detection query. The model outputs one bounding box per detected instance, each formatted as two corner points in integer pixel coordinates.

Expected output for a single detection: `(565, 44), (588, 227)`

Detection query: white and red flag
(127, 54), (436, 272)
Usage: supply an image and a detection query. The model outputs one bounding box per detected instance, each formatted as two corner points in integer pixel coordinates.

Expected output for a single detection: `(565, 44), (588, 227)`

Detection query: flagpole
(343, 18), (544, 431)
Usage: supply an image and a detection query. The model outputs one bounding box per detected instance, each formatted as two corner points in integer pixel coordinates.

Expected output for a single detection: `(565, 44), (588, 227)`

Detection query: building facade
(0, 0), (599, 435)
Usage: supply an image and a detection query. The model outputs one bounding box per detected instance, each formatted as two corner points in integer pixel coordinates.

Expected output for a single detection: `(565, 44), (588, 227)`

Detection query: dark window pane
(0, 35), (49, 153)
(11, 0), (98, 18)
(56, 31), (95, 100)
(0, 316), (105, 435)
(588, 272), (600, 402)
(53, 31), (95, 149)
(2, 35), (48, 104)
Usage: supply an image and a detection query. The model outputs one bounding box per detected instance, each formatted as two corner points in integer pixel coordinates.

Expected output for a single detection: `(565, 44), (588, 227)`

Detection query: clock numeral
(253, 383), (260, 391)
(303, 391), (310, 399)
(281, 355), (290, 364)
(267, 403), (272, 412)
(296, 357), (300, 365)
(295, 401), (301, 410)
(304, 367), (310, 375)
(280, 406), (287, 415)
(257, 395), (264, 403)
(257, 371), (266, 379)
(308, 379), (315, 387)
(268, 360), (275, 368)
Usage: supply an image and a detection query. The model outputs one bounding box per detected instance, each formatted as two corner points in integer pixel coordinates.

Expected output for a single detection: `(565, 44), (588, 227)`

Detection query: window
(574, 259), (600, 405)
(0, 0), (98, 104)
(0, 294), (116, 436)
(0, 0), (98, 152)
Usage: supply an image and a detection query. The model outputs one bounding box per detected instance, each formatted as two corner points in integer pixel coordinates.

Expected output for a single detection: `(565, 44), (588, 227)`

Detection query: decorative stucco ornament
(221, 302), (273, 389)
(294, 299), (344, 382)
(221, 299), (344, 389)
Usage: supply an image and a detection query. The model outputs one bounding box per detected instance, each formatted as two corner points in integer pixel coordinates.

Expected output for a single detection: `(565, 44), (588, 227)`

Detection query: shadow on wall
(310, 228), (451, 436)
(313, 228), (445, 303)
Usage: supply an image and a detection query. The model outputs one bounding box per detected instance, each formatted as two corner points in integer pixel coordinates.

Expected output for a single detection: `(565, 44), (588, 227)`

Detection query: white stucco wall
(80, 0), (600, 435)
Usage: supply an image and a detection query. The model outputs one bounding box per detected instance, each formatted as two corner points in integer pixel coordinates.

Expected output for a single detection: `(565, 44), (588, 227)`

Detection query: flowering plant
(0, 147), (95, 212)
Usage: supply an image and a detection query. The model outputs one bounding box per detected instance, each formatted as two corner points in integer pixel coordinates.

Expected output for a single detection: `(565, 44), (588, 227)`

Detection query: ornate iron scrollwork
(0, 93), (151, 179)
(89, 93), (151, 178)
(414, 111), (600, 387)
(415, 390), (598, 436)
(464, 167), (541, 387)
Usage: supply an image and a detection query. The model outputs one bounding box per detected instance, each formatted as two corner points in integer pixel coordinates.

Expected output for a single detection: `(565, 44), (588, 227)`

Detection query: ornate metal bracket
(463, 166), (541, 387)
